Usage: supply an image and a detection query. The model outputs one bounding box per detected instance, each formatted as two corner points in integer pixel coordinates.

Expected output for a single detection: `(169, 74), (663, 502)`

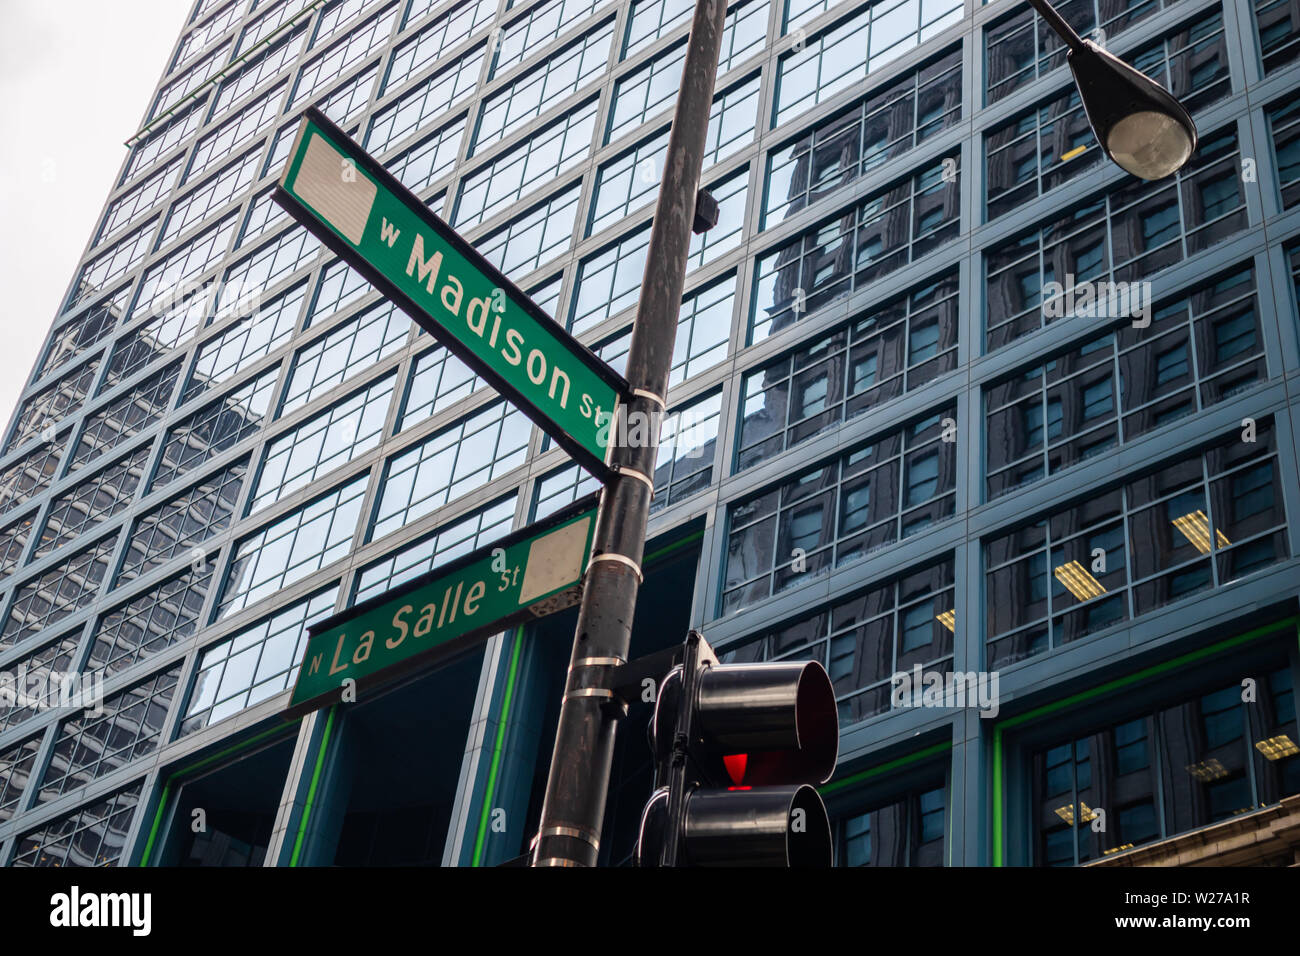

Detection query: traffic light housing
(635, 631), (839, 866)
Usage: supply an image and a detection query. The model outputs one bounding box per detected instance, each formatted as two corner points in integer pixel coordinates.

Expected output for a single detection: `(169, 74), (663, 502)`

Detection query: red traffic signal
(652, 659), (839, 787)
(637, 633), (840, 866)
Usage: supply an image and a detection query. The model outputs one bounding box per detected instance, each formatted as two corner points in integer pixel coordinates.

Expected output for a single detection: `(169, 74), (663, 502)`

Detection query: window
(263, 120), (303, 177)
(372, 401), (531, 540)
(593, 75), (759, 233)
(720, 557), (955, 726)
(35, 287), (128, 381)
(151, 38), (231, 122)
(986, 267), (1264, 498)
(309, 258), (373, 325)
(320, 62), (385, 129)
(774, 0), (962, 126)
(366, 43), (484, 155)
(217, 475), (366, 617)
(97, 155), (184, 247)
(1291, 240), (1300, 318)
(454, 101), (598, 231)
(102, 294), (208, 392)
(220, 227), (322, 319)
(386, 115), (466, 193)
(213, 25), (306, 116)
(313, 0), (381, 47)
(1256, 0), (1300, 74)
(752, 154), (960, 342)
(471, 22), (614, 154)
(0, 510), (34, 577)
(0, 736), (42, 823)
(987, 11), (1230, 222)
(68, 362), (182, 472)
(739, 272), (957, 469)
(187, 82), (287, 182)
(670, 276), (734, 387)
(531, 462), (601, 521)
(608, 8), (763, 143)
(88, 562), (215, 676)
(238, 0), (300, 53)
(569, 226), (650, 334)
(156, 368), (279, 490)
(281, 300), (410, 413)
(624, 0), (694, 55)
(986, 126), (1247, 351)
(10, 781), (143, 867)
(835, 783), (946, 866)
(494, 0), (614, 75)
(67, 217), (158, 311)
(161, 147), (261, 245)
(398, 344), (483, 430)
(6, 359), (99, 454)
(686, 166), (748, 270)
(39, 665), (182, 803)
(386, 0), (495, 95)
(172, 0), (240, 73)
(589, 129), (672, 236)
(766, 48), (960, 227)
(723, 406), (956, 613)
(123, 99), (205, 186)
(478, 184), (583, 279)
(653, 391), (722, 512)
(986, 0), (1175, 104)
(250, 373), (395, 511)
(291, 4), (396, 107)
(115, 458), (248, 586)
(1269, 97), (1300, 210)
(986, 421), (1288, 668)
(132, 211), (241, 321)
(1030, 660), (1299, 865)
(35, 446), (151, 559)
(1130, 10), (1231, 113)
(0, 438), (65, 520)
(182, 587), (339, 733)
(354, 495), (516, 601)
(0, 630), (82, 735)
(184, 281), (306, 401)
(529, 274), (563, 319)
(239, 188), (292, 249)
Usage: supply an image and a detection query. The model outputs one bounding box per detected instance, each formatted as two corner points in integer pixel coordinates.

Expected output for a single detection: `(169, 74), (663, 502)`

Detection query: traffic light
(635, 630), (839, 866)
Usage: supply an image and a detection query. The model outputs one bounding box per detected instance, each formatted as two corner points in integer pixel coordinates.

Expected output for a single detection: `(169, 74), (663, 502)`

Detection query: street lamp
(1026, 0), (1198, 180)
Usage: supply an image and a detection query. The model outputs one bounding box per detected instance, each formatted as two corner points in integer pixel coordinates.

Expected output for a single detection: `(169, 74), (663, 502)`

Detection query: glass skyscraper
(1, 0), (1298, 867)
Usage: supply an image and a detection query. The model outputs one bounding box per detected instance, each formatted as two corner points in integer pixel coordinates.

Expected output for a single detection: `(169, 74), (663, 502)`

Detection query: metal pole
(1024, 0), (1087, 51)
(530, 0), (729, 867)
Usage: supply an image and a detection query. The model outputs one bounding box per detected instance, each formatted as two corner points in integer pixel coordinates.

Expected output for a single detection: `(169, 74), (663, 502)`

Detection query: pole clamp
(573, 656), (626, 668)
(612, 464), (655, 495)
(630, 387), (666, 411)
(564, 687), (616, 700)
(587, 551), (643, 582)
(531, 824), (600, 866)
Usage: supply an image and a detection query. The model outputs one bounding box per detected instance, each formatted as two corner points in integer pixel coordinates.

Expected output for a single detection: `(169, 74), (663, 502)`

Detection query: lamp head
(1068, 39), (1198, 180)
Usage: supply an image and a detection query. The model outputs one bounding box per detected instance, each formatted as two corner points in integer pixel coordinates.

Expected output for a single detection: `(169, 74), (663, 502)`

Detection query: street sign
(273, 107), (627, 480)
(285, 494), (600, 717)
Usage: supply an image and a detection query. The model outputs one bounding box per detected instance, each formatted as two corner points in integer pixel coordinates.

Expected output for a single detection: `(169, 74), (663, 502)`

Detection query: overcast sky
(0, 0), (190, 433)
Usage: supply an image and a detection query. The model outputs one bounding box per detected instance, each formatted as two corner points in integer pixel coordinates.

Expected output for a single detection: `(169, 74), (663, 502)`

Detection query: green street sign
(286, 494), (600, 717)
(273, 107), (626, 479)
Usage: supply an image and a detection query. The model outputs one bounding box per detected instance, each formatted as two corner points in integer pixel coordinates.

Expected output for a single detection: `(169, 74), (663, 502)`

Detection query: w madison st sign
(274, 107), (627, 480)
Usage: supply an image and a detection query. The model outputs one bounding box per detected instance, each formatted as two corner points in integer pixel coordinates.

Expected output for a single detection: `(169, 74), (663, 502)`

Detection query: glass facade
(1, 0), (1298, 869)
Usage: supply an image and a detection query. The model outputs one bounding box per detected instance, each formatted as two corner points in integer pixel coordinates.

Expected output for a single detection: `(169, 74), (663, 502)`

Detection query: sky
(0, 0), (190, 433)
